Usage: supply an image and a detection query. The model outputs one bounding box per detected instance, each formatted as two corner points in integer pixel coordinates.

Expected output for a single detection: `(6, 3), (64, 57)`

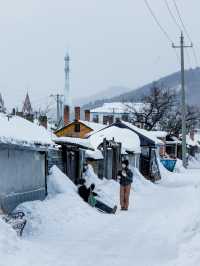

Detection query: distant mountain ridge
(82, 68), (200, 110)
(74, 86), (132, 107)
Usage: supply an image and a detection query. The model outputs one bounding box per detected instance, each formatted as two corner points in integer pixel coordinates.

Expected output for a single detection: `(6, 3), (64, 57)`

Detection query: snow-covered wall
(0, 147), (46, 212)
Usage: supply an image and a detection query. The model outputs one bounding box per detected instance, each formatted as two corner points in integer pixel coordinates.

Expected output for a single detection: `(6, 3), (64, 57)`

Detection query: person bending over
(78, 179), (117, 214)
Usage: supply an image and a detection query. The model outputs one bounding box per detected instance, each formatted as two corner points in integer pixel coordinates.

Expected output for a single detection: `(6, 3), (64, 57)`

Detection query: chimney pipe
(64, 105), (70, 125)
(85, 109), (90, 122)
(74, 106), (80, 121)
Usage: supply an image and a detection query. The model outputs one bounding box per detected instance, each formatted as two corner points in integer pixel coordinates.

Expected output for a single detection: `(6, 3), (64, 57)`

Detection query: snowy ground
(1, 164), (200, 266)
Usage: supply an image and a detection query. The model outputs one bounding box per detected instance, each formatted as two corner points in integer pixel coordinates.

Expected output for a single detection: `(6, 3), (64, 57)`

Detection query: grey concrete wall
(0, 148), (46, 212)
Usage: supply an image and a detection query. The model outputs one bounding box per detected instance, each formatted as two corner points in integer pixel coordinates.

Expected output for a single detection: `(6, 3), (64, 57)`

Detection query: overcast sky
(0, 0), (199, 109)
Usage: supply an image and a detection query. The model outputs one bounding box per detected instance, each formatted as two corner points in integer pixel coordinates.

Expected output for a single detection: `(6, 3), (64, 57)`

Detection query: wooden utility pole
(172, 32), (192, 168)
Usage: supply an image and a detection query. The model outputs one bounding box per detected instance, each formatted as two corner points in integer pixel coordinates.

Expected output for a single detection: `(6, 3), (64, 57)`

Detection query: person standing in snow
(118, 159), (133, 210)
(78, 179), (117, 214)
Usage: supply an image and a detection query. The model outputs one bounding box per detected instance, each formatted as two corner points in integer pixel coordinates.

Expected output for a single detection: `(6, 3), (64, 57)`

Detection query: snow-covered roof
(90, 102), (146, 114)
(150, 131), (168, 139)
(122, 121), (164, 145)
(79, 120), (105, 132)
(0, 114), (54, 147)
(56, 120), (105, 134)
(85, 149), (104, 160)
(88, 125), (141, 153)
(53, 136), (94, 150)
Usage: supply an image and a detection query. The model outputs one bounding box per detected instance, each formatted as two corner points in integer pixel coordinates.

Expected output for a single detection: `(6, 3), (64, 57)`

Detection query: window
(93, 114), (99, 123)
(74, 123), (80, 132)
(103, 115), (113, 125)
(121, 114), (129, 122)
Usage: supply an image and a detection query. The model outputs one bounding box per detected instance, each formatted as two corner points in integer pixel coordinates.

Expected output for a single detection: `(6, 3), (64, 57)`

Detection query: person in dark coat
(118, 159), (133, 210)
(78, 179), (117, 214)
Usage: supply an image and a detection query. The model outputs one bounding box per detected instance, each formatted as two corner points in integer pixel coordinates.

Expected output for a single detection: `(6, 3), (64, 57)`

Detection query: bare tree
(129, 85), (177, 130)
(160, 105), (200, 136)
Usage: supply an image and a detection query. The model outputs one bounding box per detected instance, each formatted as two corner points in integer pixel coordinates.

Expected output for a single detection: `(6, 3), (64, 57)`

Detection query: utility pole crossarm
(172, 44), (193, 48)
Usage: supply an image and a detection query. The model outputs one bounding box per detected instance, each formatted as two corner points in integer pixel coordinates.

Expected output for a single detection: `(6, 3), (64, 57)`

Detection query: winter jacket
(118, 168), (133, 186)
(78, 185), (98, 202)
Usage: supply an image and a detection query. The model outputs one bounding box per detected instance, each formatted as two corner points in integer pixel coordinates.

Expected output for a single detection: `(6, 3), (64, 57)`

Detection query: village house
(55, 107), (105, 138)
(105, 120), (165, 181)
(165, 132), (200, 162)
(0, 113), (54, 213)
(90, 102), (146, 127)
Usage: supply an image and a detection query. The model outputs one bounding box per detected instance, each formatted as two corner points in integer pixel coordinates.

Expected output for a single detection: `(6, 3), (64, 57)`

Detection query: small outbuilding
(51, 137), (94, 184)
(113, 120), (164, 181)
(0, 114), (54, 213)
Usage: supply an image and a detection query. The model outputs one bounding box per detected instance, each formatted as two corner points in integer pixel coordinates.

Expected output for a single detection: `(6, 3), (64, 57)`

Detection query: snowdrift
(17, 166), (99, 237)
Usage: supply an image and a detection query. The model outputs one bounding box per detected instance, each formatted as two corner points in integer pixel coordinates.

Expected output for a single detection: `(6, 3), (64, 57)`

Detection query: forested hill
(82, 68), (200, 109)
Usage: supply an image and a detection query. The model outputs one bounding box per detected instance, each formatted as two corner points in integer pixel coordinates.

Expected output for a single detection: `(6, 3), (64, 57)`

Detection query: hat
(79, 178), (86, 185)
(90, 183), (95, 190)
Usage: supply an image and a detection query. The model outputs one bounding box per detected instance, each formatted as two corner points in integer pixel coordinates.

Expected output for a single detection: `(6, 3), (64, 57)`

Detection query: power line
(143, 0), (173, 43)
(172, 0), (191, 42)
(164, 0), (181, 32)
(172, 0), (198, 66)
(144, 0), (180, 64)
(164, 0), (196, 68)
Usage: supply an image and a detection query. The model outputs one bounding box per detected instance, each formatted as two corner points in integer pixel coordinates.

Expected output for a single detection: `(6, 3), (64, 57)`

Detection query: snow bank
(0, 219), (19, 252)
(17, 166), (100, 237)
(188, 156), (200, 169)
(83, 164), (119, 206)
(1, 165), (200, 266)
(132, 167), (158, 193)
(47, 165), (77, 195)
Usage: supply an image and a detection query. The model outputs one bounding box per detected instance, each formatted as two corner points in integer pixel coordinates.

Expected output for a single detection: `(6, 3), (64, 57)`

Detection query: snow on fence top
(88, 125), (141, 153)
(0, 114), (54, 147)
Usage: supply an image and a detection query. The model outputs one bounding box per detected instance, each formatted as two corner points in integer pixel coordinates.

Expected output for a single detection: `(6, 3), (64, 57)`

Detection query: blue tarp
(160, 159), (177, 172)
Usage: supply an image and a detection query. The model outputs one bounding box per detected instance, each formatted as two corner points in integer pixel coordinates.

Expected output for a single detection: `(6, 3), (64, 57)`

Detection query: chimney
(64, 105), (70, 125)
(39, 115), (47, 129)
(74, 106), (80, 121)
(85, 109), (90, 122)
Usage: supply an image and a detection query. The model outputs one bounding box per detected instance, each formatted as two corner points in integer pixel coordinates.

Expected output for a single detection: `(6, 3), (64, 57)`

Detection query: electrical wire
(143, 0), (180, 64)
(164, 0), (194, 68)
(172, 0), (199, 66)
(172, 0), (191, 42)
(164, 0), (181, 32)
(143, 0), (173, 43)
